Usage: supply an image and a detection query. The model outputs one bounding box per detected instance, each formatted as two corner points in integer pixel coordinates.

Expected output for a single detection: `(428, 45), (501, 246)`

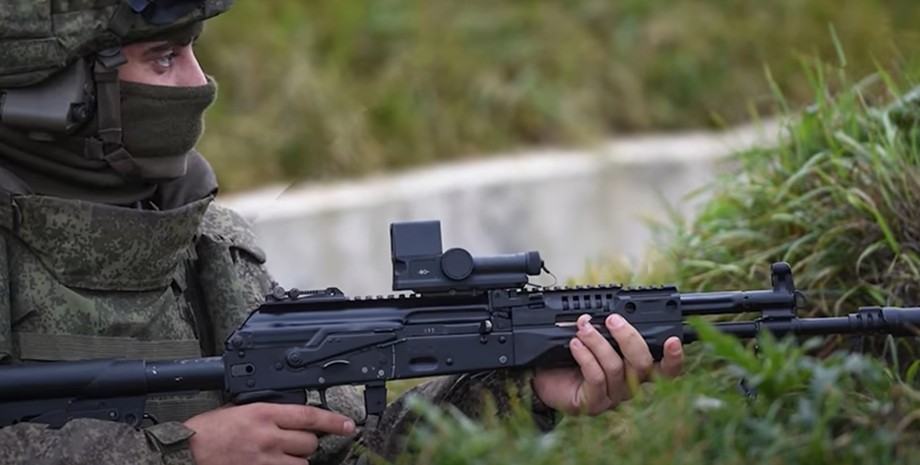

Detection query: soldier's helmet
(0, 0), (231, 168)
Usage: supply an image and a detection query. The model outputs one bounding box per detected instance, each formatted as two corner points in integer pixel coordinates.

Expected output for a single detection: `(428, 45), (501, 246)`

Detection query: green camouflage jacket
(0, 189), (556, 465)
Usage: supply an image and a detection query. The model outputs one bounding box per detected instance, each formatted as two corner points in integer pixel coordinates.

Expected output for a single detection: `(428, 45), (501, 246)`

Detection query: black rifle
(2, 220), (919, 428)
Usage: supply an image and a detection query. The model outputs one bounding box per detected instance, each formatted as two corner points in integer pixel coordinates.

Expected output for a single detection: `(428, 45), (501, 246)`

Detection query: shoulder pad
(199, 203), (266, 263)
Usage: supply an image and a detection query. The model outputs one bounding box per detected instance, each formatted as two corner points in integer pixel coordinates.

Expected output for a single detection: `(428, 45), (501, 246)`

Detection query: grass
(576, 44), (920, 382)
(377, 46), (920, 464)
(647, 62), (920, 364)
(586, 54), (920, 326)
(193, 1), (920, 192)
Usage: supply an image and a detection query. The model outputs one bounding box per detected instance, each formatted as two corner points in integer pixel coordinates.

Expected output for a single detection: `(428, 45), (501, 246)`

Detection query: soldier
(0, 2), (684, 464)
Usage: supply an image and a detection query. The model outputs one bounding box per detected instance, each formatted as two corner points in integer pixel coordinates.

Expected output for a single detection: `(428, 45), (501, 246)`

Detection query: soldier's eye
(155, 51), (178, 70)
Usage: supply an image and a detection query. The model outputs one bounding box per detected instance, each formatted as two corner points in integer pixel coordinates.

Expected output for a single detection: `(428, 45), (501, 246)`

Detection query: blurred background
(196, 0), (919, 190)
(193, 0), (920, 293)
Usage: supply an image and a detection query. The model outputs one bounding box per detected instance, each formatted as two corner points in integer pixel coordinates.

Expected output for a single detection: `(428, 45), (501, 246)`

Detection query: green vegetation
(588, 55), (920, 301)
(378, 36), (920, 465)
(642, 60), (920, 363)
(197, 2), (920, 461)
(195, 1), (920, 191)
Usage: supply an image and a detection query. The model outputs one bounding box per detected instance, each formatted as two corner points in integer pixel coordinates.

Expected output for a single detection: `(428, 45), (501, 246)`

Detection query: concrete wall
(219, 122), (780, 297)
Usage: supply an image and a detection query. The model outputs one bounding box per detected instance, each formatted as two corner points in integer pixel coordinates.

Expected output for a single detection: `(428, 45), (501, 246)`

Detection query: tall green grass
(194, 1), (920, 191)
(381, 49), (920, 465)
(582, 54), (920, 360)
(585, 54), (920, 312)
(661, 65), (920, 319)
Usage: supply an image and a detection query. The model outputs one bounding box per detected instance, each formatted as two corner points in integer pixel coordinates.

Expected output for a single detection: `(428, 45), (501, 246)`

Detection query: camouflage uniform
(0, 186), (555, 464)
(0, 1), (557, 464)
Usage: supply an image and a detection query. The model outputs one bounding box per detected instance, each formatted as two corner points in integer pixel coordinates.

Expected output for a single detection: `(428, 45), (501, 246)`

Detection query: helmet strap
(86, 47), (142, 181)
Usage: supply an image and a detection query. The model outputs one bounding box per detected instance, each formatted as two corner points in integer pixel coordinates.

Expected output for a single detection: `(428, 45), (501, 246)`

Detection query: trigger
(318, 388), (330, 410)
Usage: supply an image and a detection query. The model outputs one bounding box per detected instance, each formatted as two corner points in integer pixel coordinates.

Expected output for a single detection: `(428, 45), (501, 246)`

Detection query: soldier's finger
(273, 429), (321, 458)
(275, 457), (310, 465)
(569, 334), (609, 413)
(657, 336), (684, 379)
(606, 314), (654, 382)
(267, 404), (356, 435)
(573, 313), (625, 401)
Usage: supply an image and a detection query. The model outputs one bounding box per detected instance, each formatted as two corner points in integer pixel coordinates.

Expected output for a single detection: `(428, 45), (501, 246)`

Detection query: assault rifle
(2, 220), (919, 428)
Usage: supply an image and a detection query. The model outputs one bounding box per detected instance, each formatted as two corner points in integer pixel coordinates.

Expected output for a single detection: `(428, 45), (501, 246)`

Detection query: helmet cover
(0, 0), (233, 89)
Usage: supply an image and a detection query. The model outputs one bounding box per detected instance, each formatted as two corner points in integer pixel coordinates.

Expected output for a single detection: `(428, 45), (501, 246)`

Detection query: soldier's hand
(184, 403), (356, 465)
(532, 313), (683, 415)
